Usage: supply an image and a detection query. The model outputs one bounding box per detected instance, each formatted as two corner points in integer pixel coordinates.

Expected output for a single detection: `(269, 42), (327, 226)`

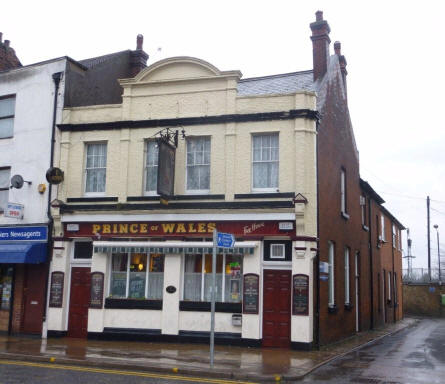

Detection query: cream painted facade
(48, 57), (318, 348)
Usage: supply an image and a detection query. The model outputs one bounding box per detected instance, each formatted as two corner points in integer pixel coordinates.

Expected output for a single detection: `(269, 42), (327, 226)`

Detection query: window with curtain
(252, 133), (279, 190)
(381, 215), (386, 241)
(144, 140), (158, 194)
(344, 247), (350, 305)
(109, 253), (164, 300)
(328, 241), (335, 307)
(0, 95), (15, 139)
(186, 137), (210, 192)
(341, 169), (347, 214)
(0, 167), (10, 212)
(85, 143), (107, 194)
(183, 253), (242, 303)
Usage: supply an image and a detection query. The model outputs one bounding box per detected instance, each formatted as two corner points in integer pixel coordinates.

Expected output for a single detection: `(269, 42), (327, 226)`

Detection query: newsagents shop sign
(0, 226), (48, 242)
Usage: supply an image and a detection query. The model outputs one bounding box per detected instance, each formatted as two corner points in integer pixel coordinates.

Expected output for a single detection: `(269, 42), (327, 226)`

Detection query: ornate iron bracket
(156, 127), (186, 148)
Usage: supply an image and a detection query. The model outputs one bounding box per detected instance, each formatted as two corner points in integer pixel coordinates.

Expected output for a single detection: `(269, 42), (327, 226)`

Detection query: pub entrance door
(67, 267), (91, 338)
(262, 269), (291, 348)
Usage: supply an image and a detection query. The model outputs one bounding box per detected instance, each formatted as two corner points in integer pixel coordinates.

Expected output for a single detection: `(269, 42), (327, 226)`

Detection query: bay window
(252, 133), (279, 191)
(109, 252), (164, 300)
(183, 253), (242, 303)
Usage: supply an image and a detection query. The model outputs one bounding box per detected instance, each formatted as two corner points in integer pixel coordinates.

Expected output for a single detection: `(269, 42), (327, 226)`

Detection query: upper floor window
(340, 169), (348, 216)
(252, 133), (279, 191)
(0, 167), (11, 213)
(360, 195), (367, 227)
(344, 247), (350, 305)
(186, 137), (210, 193)
(84, 142), (107, 195)
(380, 215), (386, 242)
(144, 140), (159, 195)
(0, 95), (15, 139)
(392, 224), (396, 248)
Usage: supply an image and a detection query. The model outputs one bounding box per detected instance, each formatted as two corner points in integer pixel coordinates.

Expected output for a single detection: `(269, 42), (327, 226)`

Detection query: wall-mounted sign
(279, 222), (293, 231)
(90, 272), (104, 308)
(46, 167), (64, 185)
(292, 274), (309, 316)
(4, 202), (24, 219)
(0, 226), (47, 242)
(64, 220), (296, 238)
(166, 285), (176, 294)
(319, 261), (329, 274)
(66, 223), (79, 232)
(157, 139), (175, 199)
(243, 274), (259, 314)
(49, 272), (64, 308)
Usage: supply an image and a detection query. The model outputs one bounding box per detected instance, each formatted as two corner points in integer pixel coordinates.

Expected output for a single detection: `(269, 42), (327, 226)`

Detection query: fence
(403, 268), (445, 283)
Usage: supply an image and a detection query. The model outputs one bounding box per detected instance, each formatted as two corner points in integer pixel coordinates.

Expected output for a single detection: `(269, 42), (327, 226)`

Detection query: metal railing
(403, 268), (444, 283)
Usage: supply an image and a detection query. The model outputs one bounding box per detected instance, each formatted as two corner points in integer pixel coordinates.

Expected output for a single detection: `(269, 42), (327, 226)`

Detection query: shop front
(48, 216), (314, 349)
(0, 226), (48, 334)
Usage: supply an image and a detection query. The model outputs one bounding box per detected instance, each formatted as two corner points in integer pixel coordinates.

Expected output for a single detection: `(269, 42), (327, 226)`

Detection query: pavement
(0, 318), (418, 383)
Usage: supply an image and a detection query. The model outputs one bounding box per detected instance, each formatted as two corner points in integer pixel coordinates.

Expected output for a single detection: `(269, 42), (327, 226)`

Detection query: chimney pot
(310, 10), (331, 81)
(334, 41), (341, 55)
(136, 34), (143, 50)
(316, 10), (323, 21)
(4, 40), (10, 48)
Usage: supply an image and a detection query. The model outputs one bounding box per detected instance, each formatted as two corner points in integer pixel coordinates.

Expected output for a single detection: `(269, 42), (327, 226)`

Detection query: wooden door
(68, 267), (91, 338)
(22, 263), (47, 334)
(262, 269), (291, 348)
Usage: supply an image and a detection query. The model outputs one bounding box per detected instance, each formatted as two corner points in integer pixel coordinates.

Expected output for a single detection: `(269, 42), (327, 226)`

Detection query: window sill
(344, 303), (353, 311)
(341, 212), (350, 220)
(0, 136), (13, 140)
(328, 304), (338, 314)
(179, 301), (242, 313)
(362, 225), (369, 232)
(67, 197), (118, 203)
(104, 298), (162, 310)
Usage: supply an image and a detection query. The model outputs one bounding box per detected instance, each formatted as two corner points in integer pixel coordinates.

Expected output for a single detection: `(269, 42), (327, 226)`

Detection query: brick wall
(403, 283), (445, 317)
(0, 34), (21, 71)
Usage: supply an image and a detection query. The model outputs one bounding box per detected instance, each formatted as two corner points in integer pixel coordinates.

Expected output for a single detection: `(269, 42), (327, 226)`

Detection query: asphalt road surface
(303, 318), (445, 383)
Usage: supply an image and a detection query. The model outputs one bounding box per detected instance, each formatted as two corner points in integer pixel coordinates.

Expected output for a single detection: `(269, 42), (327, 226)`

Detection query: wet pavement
(0, 318), (418, 382)
(302, 318), (445, 383)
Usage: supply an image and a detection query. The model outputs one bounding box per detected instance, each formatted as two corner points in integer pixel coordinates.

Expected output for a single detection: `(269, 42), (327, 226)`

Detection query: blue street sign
(216, 232), (235, 248)
(0, 226), (48, 242)
(320, 274), (329, 281)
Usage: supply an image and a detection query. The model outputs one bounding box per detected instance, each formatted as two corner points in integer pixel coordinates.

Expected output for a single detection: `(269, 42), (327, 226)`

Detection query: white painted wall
(0, 59), (66, 225)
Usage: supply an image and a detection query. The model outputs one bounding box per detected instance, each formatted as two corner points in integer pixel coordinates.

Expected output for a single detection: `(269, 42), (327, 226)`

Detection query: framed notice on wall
(90, 272), (104, 308)
(243, 273), (259, 314)
(292, 274), (309, 316)
(49, 272), (64, 308)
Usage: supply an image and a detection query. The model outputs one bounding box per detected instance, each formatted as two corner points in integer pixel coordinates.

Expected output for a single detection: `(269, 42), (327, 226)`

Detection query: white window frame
(186, 136), (211, 194)
(341, 169), (347, 215)
(328, 241), (335, 307)
(0, 167), (11, 213)
(0, 95), (15, 139)
(84, 142), (107, 197)
(251, 132), (279, 193)
(270, 244), (285, 259)
(381, 215), (386, 242)
(143, 140), (159, 196)
(392, 224), (396, 248)
(344, 247), (350, 305)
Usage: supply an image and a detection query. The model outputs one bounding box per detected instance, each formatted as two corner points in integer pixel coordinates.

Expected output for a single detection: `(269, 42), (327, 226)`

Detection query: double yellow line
(0, 359), (256, 384)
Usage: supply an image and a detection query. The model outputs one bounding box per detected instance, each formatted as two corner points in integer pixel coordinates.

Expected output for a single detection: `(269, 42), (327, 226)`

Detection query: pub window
(84, 142), (107, 195)
(328, 241), (335, 307)
(109, 253), (164, 300)
(270, 244), (285, 259)
(344, 247), (350, 305)
(186, 136), (210, 193)
(73, 241), (93, 259)
(183, 253), (242, 303)
(144, 140), (159, 195)
(252, 133), (279, 191)
(0, 167), (11, 213)
(0, 95), (15, 139)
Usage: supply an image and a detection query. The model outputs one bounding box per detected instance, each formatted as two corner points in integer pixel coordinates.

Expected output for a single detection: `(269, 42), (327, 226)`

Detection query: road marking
(0, 359), (256, 384)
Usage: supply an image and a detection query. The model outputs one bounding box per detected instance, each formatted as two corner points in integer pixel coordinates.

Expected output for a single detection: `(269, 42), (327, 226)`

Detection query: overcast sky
(2, 0), (444, 269)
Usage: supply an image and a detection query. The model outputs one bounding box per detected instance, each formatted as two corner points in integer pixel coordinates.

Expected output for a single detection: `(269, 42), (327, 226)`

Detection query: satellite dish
(10, 175), (24, 189)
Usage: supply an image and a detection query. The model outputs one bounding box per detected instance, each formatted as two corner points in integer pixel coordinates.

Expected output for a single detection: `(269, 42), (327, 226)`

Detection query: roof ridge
(240, 70), (313, 83)
(79, 49), (131, 65)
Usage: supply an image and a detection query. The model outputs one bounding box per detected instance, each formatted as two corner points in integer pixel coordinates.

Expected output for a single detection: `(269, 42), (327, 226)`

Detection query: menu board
(90, 272), (104, 308)
(49, 272), (64, 308)
(243, 274), (259, 314)
(292, 274), (309, 316)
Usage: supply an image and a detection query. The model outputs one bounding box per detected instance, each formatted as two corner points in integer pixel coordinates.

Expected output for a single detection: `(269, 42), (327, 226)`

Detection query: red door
(22, 263), (48, 334)
(262, 269), (291, 348)
(68, 267), (91, 338)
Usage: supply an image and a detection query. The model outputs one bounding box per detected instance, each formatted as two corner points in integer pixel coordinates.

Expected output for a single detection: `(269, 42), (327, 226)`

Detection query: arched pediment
(132, 56), (241, 83)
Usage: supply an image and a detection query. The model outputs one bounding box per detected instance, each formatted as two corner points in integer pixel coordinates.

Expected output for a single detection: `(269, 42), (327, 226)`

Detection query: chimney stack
(4, 40), (10, 48)
(334, 41), (348, 99)
(0, 33), (3, 44)
(130, 34), (149, 77)
(0, 33), (22, 71)
(310, 10), (331, 81)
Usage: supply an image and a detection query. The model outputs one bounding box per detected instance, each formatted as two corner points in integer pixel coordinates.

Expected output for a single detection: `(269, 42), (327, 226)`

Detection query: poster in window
(90, 272), (104, 308)
(292, 274), (309, 316)
(129, 274), (145, 299)
(111, 272), (126, 297)
(49, 272), (64, 308)
(230, 279), (240, 300)
(243, 273), (259, 314)
(157, 139), (176, 198)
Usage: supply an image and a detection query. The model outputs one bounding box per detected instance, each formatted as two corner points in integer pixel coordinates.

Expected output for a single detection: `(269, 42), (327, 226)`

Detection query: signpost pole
(210, 229), (217, 367)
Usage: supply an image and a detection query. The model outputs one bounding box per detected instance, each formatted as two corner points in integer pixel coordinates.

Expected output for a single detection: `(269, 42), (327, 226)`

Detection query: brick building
(0, 34), (21, 71)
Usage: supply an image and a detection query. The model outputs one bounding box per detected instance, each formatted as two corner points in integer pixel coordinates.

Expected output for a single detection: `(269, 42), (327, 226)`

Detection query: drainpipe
(314, 120), (320, 349)
(368, 197), (374, 329)
(391, 223), (396, 323)
(41, 71), (63, 339)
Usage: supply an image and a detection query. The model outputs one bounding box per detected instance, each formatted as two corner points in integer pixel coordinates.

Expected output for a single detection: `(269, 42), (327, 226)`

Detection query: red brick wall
(0, 38), (21, 71)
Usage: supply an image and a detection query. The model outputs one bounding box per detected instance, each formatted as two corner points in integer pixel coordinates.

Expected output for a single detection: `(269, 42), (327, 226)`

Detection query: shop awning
(0, 243), (47, 264)
(93, 241), (258, 255)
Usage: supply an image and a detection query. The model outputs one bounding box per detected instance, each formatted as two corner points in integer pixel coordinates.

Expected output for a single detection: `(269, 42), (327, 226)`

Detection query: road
(303, 318), (445, 383)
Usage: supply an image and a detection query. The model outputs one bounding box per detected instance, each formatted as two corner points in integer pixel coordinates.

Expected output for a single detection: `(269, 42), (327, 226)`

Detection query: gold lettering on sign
(162, 223), (175, 233)
(188, 223), (197, 233)
(119, 224), (128, 234)
(207, 223), (216, 233)
(102, 224), (111, 234)
(198, 223), (206, 233)
(92, 224), (101, 234)
(113, 224), (118, 233)
(140, 224), (148, 233)
(130, 224), (138, 233)
(176, 223), (186, 233)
